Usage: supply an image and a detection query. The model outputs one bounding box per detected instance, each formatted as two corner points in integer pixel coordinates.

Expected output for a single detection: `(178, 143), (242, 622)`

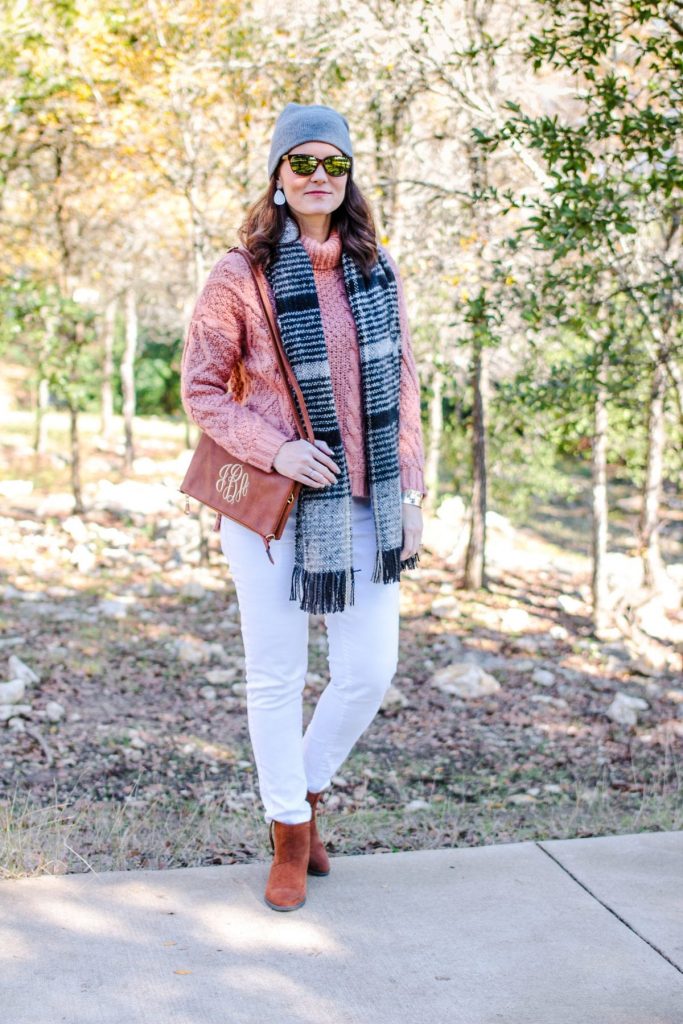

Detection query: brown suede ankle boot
(306, 790), (331, 877)
(264, 820), (310, 912)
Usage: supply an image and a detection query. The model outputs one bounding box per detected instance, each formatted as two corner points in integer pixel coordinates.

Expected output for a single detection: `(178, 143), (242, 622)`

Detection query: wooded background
(1, 0), (681, 628)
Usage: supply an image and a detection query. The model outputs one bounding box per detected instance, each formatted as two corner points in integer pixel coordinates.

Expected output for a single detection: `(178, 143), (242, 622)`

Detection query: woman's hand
(400, 502), (423, 561)
(272, 438), (341, 488)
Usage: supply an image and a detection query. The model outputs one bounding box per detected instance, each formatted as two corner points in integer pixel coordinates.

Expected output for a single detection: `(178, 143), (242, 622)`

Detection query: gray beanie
(268, 102), (353, 179)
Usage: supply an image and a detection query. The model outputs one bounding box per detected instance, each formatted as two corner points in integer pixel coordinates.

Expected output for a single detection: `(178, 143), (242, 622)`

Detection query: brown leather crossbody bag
(179, 245), (315, 563)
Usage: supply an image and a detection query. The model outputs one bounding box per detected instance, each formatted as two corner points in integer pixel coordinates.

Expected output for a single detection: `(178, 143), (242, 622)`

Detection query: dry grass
(2, 761), (680, 881)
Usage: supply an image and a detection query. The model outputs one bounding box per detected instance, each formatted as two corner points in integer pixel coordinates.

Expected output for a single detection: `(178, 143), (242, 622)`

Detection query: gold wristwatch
(401, 489), (423, 507)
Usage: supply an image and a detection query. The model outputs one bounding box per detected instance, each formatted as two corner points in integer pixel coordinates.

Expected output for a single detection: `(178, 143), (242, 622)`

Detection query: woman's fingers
(313, 438), (334, 453)
(307, 457), (336, 485)
(273, 439), (341, 486)
(401, 504), (423, 559)
(296, 466), (333, 488)
(311, 439), (341, 478)
(401, 533), (420, 558)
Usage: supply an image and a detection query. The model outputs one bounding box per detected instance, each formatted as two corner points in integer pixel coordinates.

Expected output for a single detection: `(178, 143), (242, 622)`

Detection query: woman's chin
(291, 200), (336, 218)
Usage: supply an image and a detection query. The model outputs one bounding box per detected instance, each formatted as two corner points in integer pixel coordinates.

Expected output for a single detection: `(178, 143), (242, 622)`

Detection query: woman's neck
(293, 213), (331, 243)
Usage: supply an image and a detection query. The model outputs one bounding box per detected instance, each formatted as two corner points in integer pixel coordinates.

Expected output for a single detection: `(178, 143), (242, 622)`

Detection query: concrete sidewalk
(1, 830), (681, 1024)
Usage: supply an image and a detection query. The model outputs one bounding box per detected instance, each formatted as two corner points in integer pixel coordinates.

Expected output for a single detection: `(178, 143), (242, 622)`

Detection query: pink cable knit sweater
(180, 226), (425, 499)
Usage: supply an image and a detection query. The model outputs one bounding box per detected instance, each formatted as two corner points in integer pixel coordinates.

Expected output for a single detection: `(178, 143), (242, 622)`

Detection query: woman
(180, 102), (425, 912)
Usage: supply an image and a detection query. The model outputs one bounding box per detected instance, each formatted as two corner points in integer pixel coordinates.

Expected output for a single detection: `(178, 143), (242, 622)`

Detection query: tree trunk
(641, 317), (683, 427)
(424, 366), (443, 513)
(464, 342), (488, 589)
(34, 315), (58, 454)
(33, 377), (50, 454)
(69, 402), (84, 514)
(190, 185), (206, 297)
(639, 360), (667, 590)
(591, 354), (609, 632)
(122, 284), (137, 472)
(100, 297), (117, 440)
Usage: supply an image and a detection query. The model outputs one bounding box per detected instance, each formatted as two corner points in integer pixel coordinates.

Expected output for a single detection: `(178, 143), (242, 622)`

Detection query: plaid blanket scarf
(264, 216), (419, 614)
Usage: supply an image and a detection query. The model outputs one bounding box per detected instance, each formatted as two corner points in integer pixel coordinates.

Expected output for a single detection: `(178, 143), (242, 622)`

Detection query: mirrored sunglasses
(282, 153), (352, 177)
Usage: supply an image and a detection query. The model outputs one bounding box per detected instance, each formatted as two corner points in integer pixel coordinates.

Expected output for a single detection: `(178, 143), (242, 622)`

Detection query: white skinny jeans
(220, 495), (400, 825)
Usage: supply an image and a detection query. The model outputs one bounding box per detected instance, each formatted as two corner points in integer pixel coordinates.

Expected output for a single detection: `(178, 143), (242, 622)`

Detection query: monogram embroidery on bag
(216, 463), (249, 504)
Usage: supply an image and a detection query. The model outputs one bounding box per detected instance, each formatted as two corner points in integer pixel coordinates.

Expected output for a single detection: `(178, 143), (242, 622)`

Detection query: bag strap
(229, 245), (315, 445)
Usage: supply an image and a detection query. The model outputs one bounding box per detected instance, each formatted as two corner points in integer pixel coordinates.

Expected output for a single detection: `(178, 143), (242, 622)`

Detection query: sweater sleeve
(180, 256), (291, 472)
(384, 250), (427, 497)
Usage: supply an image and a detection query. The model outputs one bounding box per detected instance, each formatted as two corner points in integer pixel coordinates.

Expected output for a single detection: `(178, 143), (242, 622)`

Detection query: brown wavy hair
(238, 172), (379, 281)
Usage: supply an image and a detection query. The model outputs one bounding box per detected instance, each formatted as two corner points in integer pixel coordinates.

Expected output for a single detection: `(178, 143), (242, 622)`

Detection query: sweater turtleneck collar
(300, 225), (342, 270)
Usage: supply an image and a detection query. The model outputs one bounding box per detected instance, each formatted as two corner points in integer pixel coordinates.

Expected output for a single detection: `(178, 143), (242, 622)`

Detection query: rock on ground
(606, 692), (650, 726)
(430, 662), (501, 699)
(0, 679), (26, 704)
(8, 655), (40, 684)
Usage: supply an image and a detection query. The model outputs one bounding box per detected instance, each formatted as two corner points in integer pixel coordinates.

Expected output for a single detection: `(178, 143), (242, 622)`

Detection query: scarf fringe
(290, 565), (356, 615)
(372, 547), (421, 584)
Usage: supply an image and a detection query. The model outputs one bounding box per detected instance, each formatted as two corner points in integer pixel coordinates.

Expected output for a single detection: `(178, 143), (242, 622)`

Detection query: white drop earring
(273, 184), (286, 206)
